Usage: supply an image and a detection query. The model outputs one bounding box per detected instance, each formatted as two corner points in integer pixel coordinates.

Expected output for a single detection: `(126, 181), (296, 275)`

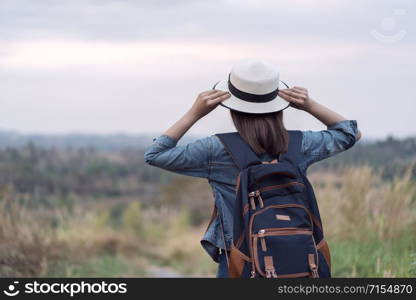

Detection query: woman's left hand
(188, 90), (231, 120)
(278, 87), (313, 111)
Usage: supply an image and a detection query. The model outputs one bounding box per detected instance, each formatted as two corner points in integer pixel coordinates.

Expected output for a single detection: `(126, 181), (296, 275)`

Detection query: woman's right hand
(188, 90), (231, 120)
(278, 87), (314, 111)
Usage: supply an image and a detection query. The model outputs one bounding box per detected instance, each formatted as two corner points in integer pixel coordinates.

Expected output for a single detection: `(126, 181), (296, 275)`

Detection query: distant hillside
(0, 129), (414, 201)
(0, 129), (383, 151)
(0, 130), (415, 180)
(0, 130), (196, 151)
(311, 135), (416, 180)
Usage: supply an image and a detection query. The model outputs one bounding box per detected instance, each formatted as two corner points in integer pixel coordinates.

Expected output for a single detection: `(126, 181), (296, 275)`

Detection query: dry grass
(310, 162), (416, 241)
(1, 163), (415, 277)
(0, 191), (63, 276)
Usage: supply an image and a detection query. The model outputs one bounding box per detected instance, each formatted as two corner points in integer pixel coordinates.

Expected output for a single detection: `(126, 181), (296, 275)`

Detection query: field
(0, 135), (415, 277)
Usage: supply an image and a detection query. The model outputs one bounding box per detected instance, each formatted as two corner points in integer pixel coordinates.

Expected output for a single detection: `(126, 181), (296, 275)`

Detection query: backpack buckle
(308, 254), (319, 278)
(248, 190), (264, 209)
(265, 269), (277, 279)
(248, 192), (257, 210)
(264, 256), (278, 278)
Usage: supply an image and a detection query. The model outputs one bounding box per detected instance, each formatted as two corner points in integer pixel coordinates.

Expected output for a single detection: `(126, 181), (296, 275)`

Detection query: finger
(277, 91), (293, 101)
(293, 88), (307, 94)
(293, 86), (307, 91)
(205, 90), (229, 100)
(279, 88), (302, 94)
(278, 92), (303, 105)
(212, 89), (229, 95)
(292, 87), (308, 95)
(286, 97), (304, 106)
(279, 89), (305, 99)
(210, 91), (230, 101)
(201, 91), (221, 101)
(282, 89), (305, 99)
(207, 93), (231, 105)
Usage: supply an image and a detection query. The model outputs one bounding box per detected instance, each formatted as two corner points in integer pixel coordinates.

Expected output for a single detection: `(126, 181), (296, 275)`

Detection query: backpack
(215, 131), (332, 278)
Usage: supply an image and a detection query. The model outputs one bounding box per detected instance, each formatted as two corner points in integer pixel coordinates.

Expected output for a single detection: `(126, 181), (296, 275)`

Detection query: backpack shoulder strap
(215, 132), (261, 170)
(216, 130), (304, 169)
(279, 130), (304, 166)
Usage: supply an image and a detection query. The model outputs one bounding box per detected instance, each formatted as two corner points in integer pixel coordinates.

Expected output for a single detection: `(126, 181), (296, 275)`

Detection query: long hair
(230, 109), (289, 157)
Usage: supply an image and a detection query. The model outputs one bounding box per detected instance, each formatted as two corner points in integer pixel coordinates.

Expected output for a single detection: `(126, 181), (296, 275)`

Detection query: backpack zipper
(253, 228), (318, 278)
(248, 190), (264, 209)
(246, 182), (305, 212)
(256, 227), (313, 254)
(258, 181), (305, 192)
(248, 204), (318, 278)
(256, 227), (312, 237)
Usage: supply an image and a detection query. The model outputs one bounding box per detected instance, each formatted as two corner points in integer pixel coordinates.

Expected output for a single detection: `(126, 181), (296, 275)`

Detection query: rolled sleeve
(152, 134), (178, 148)
(327, 119), (358, 142)
(300, 120), (359, 170)
(144, 135), (211, 179)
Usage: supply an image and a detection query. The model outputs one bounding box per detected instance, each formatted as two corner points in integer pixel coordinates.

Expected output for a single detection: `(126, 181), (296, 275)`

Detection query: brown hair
(230, 110), (288, 158)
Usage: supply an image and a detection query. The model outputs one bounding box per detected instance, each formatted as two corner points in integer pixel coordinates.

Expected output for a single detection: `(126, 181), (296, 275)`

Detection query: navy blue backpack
(215, 130), (331, 278)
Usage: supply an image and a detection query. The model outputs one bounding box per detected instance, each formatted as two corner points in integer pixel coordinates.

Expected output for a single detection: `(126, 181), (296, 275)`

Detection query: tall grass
(0, 188), (215, 277)
(310, 162), (416, 277)
(0, 163), (415, 277)
(0, 187), (62, 276)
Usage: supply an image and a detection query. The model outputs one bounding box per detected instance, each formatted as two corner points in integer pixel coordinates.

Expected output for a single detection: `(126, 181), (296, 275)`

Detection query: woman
(144, 58), (362, 278)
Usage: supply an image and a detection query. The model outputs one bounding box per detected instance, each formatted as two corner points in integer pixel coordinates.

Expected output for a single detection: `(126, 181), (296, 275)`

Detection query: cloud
(0, 38), (368, 70)
(1, 0), (413, 43)
(0, 0), (415, 138)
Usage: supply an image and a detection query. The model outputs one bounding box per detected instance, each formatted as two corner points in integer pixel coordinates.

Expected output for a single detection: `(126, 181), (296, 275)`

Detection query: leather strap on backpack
(264, 256), (277, 278)
(215, 132), (261, 170)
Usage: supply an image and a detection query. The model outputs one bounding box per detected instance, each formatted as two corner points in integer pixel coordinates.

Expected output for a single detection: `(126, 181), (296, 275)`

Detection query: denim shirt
(144, 120), (358, 262)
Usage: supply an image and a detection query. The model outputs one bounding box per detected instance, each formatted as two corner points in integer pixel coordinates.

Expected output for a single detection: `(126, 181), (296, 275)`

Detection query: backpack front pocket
(251, 228), (319, 278)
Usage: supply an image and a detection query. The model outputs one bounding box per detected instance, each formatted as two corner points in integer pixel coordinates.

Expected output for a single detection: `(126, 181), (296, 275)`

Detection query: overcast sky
(0, 0), (414, 139)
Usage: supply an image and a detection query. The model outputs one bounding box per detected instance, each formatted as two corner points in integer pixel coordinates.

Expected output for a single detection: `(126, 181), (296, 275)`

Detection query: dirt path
(147, 266), (184, 278)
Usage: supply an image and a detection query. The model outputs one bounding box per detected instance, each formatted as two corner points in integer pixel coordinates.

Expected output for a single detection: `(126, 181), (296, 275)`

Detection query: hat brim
(213, 79), (290, 114)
